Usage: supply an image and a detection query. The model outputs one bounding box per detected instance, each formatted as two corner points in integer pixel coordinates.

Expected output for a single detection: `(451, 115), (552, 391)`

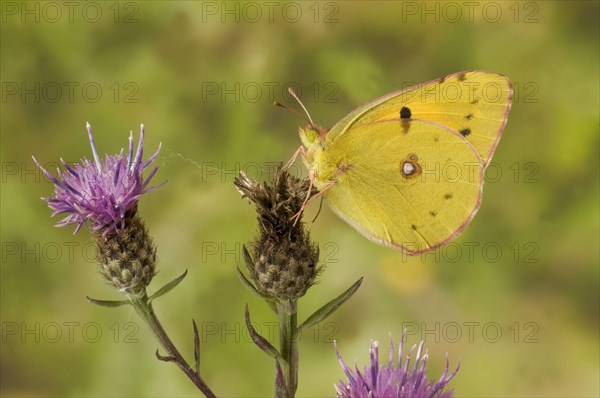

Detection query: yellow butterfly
(284, 70), (512, 255)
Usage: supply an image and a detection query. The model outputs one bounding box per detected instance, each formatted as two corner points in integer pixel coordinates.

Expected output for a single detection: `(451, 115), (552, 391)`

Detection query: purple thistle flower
(33, 122), (165, 235)
(334, 331), (459, 398)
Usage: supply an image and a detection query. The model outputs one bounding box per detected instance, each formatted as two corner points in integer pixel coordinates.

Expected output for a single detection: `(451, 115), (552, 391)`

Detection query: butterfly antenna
(273, 101), (311, 125)
(287, 87), (314, 126)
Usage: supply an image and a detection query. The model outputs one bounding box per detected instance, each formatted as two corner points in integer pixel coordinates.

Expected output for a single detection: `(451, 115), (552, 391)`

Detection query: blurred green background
(1, 1), (598, 397)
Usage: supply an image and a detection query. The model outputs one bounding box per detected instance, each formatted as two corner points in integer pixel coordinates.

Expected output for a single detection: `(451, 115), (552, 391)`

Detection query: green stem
(130, 294), (216, 398)
(276, 300), (298, 398)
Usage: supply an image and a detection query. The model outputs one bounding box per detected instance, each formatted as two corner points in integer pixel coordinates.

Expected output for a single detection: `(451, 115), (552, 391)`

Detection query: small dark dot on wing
(460, 128), (471, 137)
(400, 106), (412, 119)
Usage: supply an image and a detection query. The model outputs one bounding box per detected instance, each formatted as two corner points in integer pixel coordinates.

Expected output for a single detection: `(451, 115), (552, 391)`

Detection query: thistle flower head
(334, 332), (459, 398)
(33, 122), (164, 235)
(235, 165), (320, 301)
(95, 214), (157, 296)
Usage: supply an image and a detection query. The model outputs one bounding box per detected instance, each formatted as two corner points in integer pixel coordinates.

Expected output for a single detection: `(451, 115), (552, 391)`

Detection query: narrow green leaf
(245, 305), (286, 364)
(242, 244), (253, 270)
(148, 270), (188, 303)
(86, 296), (131, 308)
(192, 319), (200, 376)
(298, 277), (363, 332)
(237, 267), (278, 313)
(237, 267), (266, 299)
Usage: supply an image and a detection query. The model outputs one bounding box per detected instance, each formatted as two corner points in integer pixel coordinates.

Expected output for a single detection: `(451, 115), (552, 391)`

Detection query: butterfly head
(299, 124), (327, 153)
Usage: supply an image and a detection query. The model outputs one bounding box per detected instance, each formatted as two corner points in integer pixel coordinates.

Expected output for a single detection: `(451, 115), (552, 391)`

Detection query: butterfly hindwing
(317, 119), (484, 254)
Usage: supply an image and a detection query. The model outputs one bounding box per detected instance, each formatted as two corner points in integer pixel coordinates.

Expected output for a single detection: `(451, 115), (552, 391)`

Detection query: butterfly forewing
(326, 71), (512, 167)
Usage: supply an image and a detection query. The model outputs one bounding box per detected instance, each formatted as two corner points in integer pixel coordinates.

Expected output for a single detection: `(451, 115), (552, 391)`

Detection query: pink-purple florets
(33, 123), (165, 235)
(334, 332), (459, 398)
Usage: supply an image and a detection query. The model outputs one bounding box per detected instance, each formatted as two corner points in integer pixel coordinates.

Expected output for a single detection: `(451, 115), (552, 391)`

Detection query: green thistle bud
(235, 165), (321, 301)
(94, 213), (157, 297)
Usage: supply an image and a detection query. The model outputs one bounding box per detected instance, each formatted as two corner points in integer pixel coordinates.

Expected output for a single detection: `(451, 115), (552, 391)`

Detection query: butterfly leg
(291, 168), (315, 225)
(284, 145), (307, 169)
(291, 173), (337, 226)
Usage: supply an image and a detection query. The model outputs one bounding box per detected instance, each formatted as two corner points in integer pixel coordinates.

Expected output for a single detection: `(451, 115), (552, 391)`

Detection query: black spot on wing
(459, 128), (471, 137)
(444, 193), (453, 200)
(429, 211), (437, 217)
(411, 224), (417, 230)
(465, 113), (473, 120)
(457, 72), (467, 81)
(400, 106), (412, 119)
